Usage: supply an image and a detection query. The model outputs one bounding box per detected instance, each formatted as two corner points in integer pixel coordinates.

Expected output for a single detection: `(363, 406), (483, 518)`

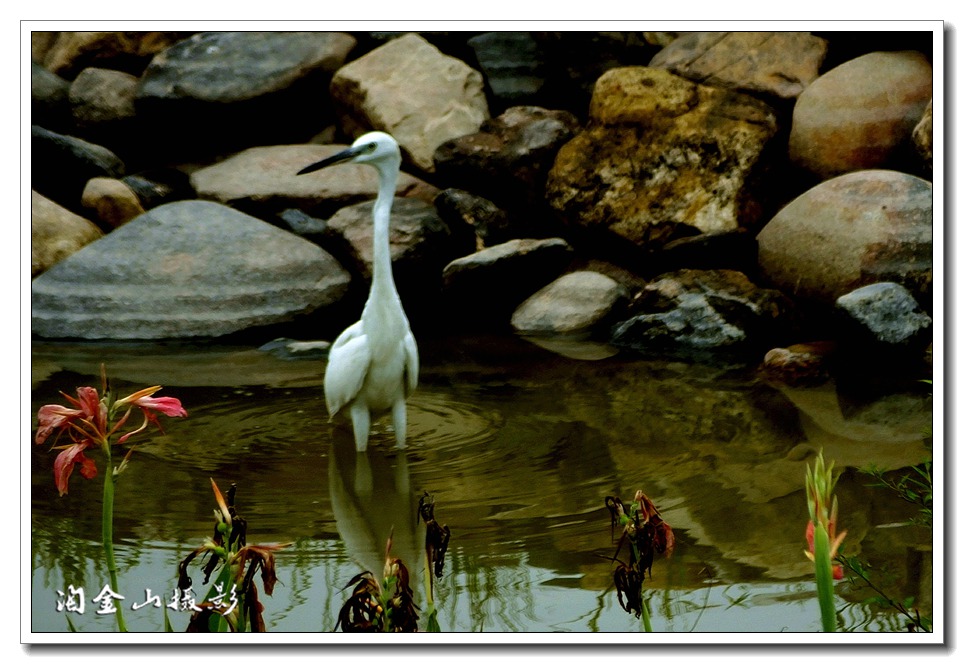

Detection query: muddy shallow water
(29, 335), (933, 634)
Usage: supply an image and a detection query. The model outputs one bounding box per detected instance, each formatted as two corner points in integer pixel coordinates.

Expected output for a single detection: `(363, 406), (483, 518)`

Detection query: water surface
(29, 335), (933, 634)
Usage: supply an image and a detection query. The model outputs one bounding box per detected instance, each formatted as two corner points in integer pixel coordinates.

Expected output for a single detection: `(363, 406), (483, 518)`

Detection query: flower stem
(102, 448), (127, 632)
(812, 521), (836, 632)
(640, 596), (653, 632)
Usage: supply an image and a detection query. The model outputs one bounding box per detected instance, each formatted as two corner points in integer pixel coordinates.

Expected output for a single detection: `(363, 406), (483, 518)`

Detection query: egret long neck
(369, 160), (401, 304)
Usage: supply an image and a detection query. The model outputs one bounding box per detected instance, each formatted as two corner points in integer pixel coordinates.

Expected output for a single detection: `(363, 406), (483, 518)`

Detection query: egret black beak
(297, 145), (362, 175)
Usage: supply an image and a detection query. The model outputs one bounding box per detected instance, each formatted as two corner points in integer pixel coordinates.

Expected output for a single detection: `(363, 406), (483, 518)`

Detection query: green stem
(423, 551), (434, 606)
(101, 447), (127, 632)
(640, 595), (653, 632)
(813, 522), (836, 632)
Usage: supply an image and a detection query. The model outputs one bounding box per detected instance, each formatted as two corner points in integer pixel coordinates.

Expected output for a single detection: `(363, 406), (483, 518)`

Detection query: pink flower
(115, 386), (188, 443)
(35, 381), (187, 496)
(52, 441), (100, 496)
(35, 386), (109, 496)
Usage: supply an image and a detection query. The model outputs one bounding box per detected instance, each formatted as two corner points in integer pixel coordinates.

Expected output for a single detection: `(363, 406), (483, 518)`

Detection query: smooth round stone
(788, 50), (932, 179)
(756, 169), (932, 307)
(511, 271), (628, 336)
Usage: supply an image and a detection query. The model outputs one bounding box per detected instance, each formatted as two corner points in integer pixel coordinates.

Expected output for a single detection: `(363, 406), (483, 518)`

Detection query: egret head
(297, 131), (400, 175)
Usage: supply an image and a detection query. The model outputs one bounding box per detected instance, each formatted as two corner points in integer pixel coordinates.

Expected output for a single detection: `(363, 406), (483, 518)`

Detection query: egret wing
(324, 322), (371, 418)
(402, 329), (419, 395)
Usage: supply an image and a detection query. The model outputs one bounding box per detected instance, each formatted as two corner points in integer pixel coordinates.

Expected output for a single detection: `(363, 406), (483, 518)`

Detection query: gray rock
(611, 269), (794, 354)
(441, 237), (574, 325)
(259, 337), (331, 360)
(467, 32), (548, 108)
(835, 282), (932, 349)
(31, 126), (125, 212)
(613, 292), (748, 350)
(136, 32), (357, 152)
(31, 191), (103, 277)
(789, 51), (933, 180)
(31, 200), (351, 340)
(434, 105), (580, 213)
(649, 32), (828, 99)
(31, 62), (71, 131)
(121, 169), (193, 210)
(546, 66), (778, 252)
(139, 31), (355, 103)
(756, 170), (932, 308)
(511, 271), (629, 336)
(329, 33), (489, 172)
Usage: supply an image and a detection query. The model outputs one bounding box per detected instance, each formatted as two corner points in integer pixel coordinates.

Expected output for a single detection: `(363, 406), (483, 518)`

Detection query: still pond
(29, 335), (933, 634)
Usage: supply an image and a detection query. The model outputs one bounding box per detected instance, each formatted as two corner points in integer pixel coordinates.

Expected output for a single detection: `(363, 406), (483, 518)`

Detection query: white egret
(298, 132), (419, 453)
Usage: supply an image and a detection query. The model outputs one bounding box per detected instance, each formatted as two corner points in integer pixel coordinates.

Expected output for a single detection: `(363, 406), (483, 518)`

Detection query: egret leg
(350, 401), (371, 453)
(353, 449), (373, 496)
(392, 399), (407, 449)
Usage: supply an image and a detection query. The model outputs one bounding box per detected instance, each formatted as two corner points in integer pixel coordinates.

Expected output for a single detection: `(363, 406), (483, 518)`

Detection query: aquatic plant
(335, 531), (420, 632)
(336, 494), (450, 633)
(176, 479), (288, 632)
(35, 365), (187, 632)
(418, 492), (450, 632)
(804, 450), (847, 632)
(604, 490), (675, 631)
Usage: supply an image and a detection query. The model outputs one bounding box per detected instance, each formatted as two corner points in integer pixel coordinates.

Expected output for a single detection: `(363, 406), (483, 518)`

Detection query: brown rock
(649, 31), (828, 99)
(789, 51), (933, 179)
(546, 67), (778, 252)
(329, 33), (489, 172)
(81, 177), (145, 229)
(31, 191), (103, 276)
(913, 99), (933, 173)
(756, 169), (932, 307)
(762, 341), (836, 386)
(190, 144), (438, 219)
(41, 31), (192, 78)
(69, 67), (139, 128)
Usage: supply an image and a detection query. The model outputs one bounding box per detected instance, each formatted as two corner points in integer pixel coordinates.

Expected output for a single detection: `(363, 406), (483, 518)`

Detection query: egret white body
(298, 132), (419, 452)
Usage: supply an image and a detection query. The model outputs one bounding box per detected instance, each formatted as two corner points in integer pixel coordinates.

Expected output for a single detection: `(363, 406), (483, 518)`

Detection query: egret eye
(366, 142), (377, 153)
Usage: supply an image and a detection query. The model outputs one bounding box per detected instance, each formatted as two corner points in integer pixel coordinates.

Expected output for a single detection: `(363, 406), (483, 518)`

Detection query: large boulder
(546, 67), (779, 254)
(136, 32), (356, 153)
(756, 170), (932, 309)
(31, 200), (351, 340)
(329, 33), (489, 172)
(788, 50), (933, 180)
